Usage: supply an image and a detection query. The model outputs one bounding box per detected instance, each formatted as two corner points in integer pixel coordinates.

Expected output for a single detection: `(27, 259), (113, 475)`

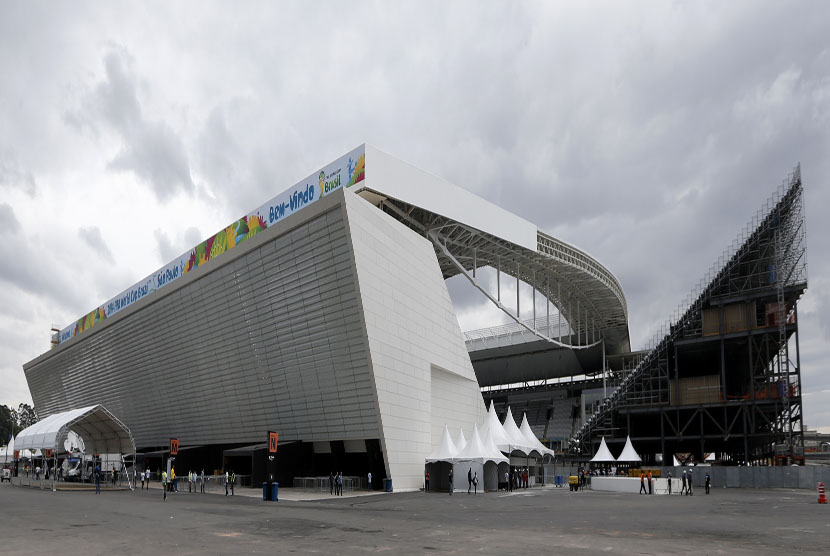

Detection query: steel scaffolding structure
(571, 165), (807, 465)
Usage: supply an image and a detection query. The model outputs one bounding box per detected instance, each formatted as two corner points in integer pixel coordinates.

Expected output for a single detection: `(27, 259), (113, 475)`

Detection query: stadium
(22, 145), (807, 490)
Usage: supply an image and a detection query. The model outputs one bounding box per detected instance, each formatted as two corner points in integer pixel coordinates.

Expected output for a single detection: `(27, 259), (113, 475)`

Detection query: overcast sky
(1, 1), (828, 429)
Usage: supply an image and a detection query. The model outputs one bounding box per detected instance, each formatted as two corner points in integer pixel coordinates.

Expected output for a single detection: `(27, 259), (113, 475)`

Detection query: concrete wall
(344, 190), (485, 491)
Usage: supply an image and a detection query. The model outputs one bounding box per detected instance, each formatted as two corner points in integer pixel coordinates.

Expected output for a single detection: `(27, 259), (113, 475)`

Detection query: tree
(0, 405), (15, 444)
(14, 403), (38, 430)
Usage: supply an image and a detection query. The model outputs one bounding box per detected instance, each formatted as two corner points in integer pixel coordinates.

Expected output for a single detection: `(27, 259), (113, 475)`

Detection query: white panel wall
(361, 145), (538, 251)
(344, 190), (486, 491)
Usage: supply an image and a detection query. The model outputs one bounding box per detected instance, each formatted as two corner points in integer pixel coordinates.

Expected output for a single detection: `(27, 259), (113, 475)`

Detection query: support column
(516, 262), (520, 318)
(720, 338), (727, 402)
(497, 257), (501, 302)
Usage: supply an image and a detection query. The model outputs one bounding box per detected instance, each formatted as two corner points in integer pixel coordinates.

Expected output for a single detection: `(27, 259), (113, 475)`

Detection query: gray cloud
(154, 226), (202, 263)
(78, 226), (114, 263)
(68, 50), (194, 201)
(1, 1), (829, 426)
(0, 203), (20, 233)
(0, 149), (37, 197)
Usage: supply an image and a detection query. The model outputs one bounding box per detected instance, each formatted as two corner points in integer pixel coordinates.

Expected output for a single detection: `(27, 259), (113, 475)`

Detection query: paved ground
(1, 483), (828, 555)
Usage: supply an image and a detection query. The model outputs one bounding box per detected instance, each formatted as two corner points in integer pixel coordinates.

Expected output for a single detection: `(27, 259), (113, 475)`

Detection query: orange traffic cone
(818, 482), (827, 504)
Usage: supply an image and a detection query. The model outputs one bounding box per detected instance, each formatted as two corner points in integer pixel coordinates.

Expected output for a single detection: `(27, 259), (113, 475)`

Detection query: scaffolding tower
(571, 165), (807, 465)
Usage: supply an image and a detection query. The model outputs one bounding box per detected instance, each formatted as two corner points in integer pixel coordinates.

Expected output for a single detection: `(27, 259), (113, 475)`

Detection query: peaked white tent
(452, 424), (506, 493)
(483, 429), (507, 462)
(426, 425), (458, 463)
(501, 407), (534, 455)
(454, 428), (467, 453)
(519, 414), (555, 459)
(454, 424), (506, 464)
(672, 455), (681, 467)
(616, 436), (641, 462)
(590, 437), (616, 463)
(480, 400), (513, 453)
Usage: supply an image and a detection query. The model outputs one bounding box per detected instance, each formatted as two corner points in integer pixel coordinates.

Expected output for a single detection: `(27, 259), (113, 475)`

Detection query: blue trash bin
(384, 478), (392, 492)
(271, 482), (279, 501)
(262, 482), (268, 500)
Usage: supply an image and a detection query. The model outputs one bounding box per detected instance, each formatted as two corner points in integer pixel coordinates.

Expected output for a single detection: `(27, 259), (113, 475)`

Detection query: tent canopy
(590, 437), (616, 463)
(616, 436), (641, 462)
(519, 414), (555, 459)
(14, 405), (135, 455)
(426, 425), (458, 463)
(454, 424), (507, 464)
(501, 407), (534, 456)
(480, 400), (513, 452)
(454, 428), (467, 453)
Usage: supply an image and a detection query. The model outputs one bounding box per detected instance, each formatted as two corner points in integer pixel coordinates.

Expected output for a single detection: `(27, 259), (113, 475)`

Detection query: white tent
(479, 400), (513, 453)
(590, 437), (616, 463)
(454, 424), (505, 463)
(501, 407), (534, 455)
(15, 405), (135, 455)
(616, 436), (642, 462)
(426, 425), (458, 463)
(452, 424), (506, 493)
(672, 455), (682, 466)
(0, 435), (13, 462)
(519, 413), (556, 459)
(454, 428), (467, 453)
(483, 429), (508, 462)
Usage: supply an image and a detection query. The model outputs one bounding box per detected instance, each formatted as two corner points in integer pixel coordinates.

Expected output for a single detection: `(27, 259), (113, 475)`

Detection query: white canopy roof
(616, 436), (641, 462)
(673, 455), (681, 466)
(519, 413), (556, 458)
(453, 424), (507, 464)
(14, 405), (135, 455)
(501, 407), (534, 455)
(483, 429), (508, 462)
(590, 437), (616, 463)
(426, 425), (458, 463)
(454, 428), (467, 453)
(480, 400), (513, 452)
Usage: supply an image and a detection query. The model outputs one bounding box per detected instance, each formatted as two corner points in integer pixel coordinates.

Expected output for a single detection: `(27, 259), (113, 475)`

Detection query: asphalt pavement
(1, 482), (828, 555)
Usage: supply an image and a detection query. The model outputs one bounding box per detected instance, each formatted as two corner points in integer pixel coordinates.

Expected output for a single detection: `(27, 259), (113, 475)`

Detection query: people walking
(705, 472), (711, 494)
(224, 470), (229, 496)
(639, 471), (646, 494)
(688, 471), (693, 496)
(648, 471), (653, 495)
(162, 470), (167, 501)
(337, 472), (343, 496)
(449, 468), (454, 495)
(230, 470), (235, 495)
(200, 469), (205, 493)
(467, 467), (472, 494)
(368, 471), (372, 491)
(425, 470), (430, 491)
(667, 471), (672, 495)
(146, 469), (151, 490)
(505, 470), (510, 492)
(473, 472), (478, 495)
(681, 470), (688, 495)
(95, 464), (101, 494)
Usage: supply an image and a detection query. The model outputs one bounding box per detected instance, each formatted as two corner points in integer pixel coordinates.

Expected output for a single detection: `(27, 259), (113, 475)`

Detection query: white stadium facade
(24, 145), (631, 491)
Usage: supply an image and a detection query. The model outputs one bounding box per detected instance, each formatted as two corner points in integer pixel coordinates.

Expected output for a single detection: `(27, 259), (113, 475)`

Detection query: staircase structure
(571, 166), (807, 465)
